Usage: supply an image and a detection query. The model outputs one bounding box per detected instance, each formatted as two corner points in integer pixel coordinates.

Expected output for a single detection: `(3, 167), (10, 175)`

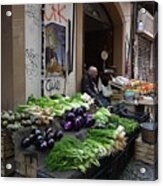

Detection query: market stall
(1, 93), (140, 178)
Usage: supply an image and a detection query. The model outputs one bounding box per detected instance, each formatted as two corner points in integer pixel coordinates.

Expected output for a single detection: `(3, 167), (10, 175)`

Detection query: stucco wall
(25, 5), (42, 99)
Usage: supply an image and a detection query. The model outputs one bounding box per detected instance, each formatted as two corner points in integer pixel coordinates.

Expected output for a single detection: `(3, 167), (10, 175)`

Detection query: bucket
(140, 122), (158, 144)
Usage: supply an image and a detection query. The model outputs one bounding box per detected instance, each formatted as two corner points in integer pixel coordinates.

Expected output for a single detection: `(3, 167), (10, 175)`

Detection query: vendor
(81, 66), (110, 107)
(98, 71), (113, 102)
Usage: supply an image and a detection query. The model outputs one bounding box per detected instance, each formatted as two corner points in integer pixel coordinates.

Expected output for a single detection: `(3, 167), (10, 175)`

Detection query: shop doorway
(83, 4), (113, 73)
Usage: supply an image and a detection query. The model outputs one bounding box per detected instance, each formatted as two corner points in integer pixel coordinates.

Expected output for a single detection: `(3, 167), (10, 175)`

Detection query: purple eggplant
(36, 135), (44, 141)
(81, 106), (87, 113)
(83, 113), (93, 119)
(29, 133), (36, 143)
(85, 117), (95, 127)
(70, 108), (76, 113)
(64, 121), (73, 131)
(74, 117), (82, 131)
(54, 130), (63, 141)
(32, 128), (42, 136)
(46, 132), (54, 140)
(21, 137), (31, 148)
(66, 112), (75, 122)
(45, 127), (53, 135)
(56, 130), (63, 140)
(47, 138), (55, 149)
(35, 135), (44, 148)
(39, 141), (48, 152)
(75, 107), (84, 116)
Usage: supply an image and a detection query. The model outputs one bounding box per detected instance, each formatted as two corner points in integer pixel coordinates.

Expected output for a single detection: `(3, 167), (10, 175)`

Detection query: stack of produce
(21, 127), (63, 152)
(45, 125), (127, 173)
(63, 106), (95, 131)
(16, 93), (94, 125)
(93, 107), (111, 125)
(125, 79), (156, 96)
(110, 114), (139, 135)
(1, 110), (34, 131)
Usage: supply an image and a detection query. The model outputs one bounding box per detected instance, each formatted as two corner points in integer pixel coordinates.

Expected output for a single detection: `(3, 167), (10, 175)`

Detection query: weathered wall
(119, 2), (133, 77)
(25, 4), (76, 98)
(25, 5), (42, 100)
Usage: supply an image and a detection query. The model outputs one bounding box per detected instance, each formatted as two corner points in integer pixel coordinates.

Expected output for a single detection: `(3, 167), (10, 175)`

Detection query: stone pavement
(119, 158), (158, 181)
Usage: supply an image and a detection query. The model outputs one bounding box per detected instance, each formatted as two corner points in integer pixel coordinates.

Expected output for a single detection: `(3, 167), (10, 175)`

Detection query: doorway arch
(83, 3), (114, 72)
(76, 3), (125, 91)
(102, 2), (125, 75)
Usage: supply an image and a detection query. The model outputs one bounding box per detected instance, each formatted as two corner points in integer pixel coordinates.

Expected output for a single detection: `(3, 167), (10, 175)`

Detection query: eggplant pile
(21, 127), (63, 152)
(63, 106), (95, 131)
(1, 110), (34, 131)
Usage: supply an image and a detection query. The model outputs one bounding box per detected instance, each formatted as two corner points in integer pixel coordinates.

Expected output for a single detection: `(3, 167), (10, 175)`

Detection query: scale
(101, 50), (109, 72)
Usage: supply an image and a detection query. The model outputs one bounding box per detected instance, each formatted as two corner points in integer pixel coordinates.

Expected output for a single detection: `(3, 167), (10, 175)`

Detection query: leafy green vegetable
(45, 127), (121, 173)
(93, 107), (111, 125)
(110, 115), (139, 134)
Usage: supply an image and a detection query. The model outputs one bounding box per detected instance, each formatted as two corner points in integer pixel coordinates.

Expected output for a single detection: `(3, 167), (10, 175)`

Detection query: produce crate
(1, 131), (15, 159)
(1, 156), (15, 177)
(1, 131), (15, 177)
(111, 92), (124, 102)
(101, 130), (139, 180)
(15, 152), (38, 177)
(135, 134), (158, 165)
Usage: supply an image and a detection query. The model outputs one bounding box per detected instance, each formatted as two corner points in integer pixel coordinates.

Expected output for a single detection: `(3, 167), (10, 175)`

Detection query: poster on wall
(42, 4), (74, 96)
(45, 23), (66, 77)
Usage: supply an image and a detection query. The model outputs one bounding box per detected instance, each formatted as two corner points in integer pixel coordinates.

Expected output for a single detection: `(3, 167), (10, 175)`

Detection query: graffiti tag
(26, 5), (41, 27)
(44, 4), (68, 23)
(26, 49), (39, 80)
(45, 78), (61, 92)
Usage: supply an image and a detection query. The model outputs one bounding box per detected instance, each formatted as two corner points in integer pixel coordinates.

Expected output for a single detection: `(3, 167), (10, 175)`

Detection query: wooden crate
(1, 131), (15, 176)
(15, 152), (38, 177)
(1, 157), (15, 177)
(135, 134), (158, 165)
(1, 132), (15, 159)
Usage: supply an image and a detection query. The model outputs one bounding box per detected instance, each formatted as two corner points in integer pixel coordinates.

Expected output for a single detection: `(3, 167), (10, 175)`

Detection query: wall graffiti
(45, 78), (61, 92)
(26, 5), (41, 27)
(42, 3), (74, 96)
(26, 48), (39, 80)
(44, 4), (68, 23)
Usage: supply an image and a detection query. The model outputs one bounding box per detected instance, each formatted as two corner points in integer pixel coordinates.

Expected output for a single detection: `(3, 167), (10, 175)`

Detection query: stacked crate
(15, 152), (38, 177)
(1, 131), (15, 176)
(135, 134), (158, 165)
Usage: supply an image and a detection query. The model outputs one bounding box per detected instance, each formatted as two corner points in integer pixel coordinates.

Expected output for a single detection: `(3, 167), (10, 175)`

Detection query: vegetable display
(21, 127), (63, 152)
(15, 93), (93, 125)
(110, 114), (139, 135)
(1, 92), (140, 176)
(62, 106), (95, 131)
(45, 126), (127, 173)
(46, 135), (100, 173)
(93, 107), (111, 125)
(1, 110), (34, 130)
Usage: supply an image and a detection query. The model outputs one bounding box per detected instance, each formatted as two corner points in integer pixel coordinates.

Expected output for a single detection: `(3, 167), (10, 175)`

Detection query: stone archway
(75, 3), (126, 91)
(103, 2), (125, 75)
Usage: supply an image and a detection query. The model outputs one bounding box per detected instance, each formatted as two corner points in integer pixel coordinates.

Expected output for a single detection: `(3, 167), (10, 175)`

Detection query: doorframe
(75, 2), (125, 92)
